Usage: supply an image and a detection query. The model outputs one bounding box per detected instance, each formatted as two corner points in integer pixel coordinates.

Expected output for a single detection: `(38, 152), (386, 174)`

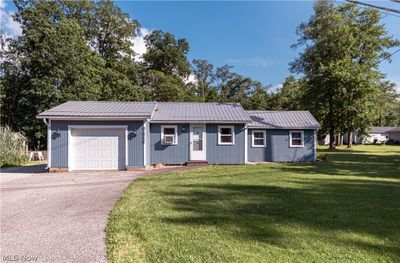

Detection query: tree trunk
(339, 134), (343, 146)
(347, 131), (353, 148)
(329, 129), (335, 149)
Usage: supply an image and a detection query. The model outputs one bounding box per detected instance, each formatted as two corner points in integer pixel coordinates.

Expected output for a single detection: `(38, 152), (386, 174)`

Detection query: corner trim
(244, 125), (248, 163)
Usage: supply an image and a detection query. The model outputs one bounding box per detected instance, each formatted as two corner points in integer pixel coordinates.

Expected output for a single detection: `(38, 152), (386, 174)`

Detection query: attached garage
(68, 126), (127, 171)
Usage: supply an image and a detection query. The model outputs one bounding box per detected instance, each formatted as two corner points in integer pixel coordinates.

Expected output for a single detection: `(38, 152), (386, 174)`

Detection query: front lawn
(107, 145), (400, 263)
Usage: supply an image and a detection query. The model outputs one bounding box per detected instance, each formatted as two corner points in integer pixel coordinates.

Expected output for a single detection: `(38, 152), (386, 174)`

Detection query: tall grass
(0, 126), (28, 167)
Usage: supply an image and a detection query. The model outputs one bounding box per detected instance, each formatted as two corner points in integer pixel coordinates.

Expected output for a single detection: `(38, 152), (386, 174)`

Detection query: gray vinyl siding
(50, 120), (145, 168)
(149, 123), (245, 165)
(206, 124), (246, 164)
(248, 129), (315, 162)
(150, 123), (190, 165)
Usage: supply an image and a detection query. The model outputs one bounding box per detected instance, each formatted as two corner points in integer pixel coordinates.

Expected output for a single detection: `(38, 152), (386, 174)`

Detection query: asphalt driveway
(0, 166), (144, 263)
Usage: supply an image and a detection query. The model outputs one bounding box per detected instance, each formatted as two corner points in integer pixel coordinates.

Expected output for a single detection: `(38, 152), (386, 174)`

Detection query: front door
(190, 124), (206, 160)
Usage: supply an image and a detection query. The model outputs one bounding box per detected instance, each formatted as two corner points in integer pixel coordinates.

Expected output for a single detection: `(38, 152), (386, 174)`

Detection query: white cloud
(268, 83), (282, 93)
(0, 0), (22, 38)
(132, 27), (151, 61)
(184, 74), (197, 84)
(394, 82), (400, 95)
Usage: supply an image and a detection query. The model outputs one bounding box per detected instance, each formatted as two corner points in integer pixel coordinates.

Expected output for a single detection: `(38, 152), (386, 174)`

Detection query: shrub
(0, 126), (28, 167)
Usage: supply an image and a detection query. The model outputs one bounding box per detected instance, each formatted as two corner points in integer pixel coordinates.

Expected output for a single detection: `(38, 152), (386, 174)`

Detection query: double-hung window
(161, 125), (178, 145)
(252, 130), (266, 147)
(290, 130), (304, 147)
(218, 125), (235, 145)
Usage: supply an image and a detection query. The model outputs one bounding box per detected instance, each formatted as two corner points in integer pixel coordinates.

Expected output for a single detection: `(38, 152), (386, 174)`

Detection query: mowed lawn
(107, 145), (400, 263)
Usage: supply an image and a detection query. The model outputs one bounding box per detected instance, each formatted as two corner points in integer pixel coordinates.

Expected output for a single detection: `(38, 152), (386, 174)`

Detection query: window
(218, 125), (234, 145)
(252, 130), (266, 147)
(161, 125), (178, 145)
(290, 130), (304, 147)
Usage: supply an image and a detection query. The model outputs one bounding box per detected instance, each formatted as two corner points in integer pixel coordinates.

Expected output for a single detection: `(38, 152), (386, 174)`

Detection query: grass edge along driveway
(106, 145), (400, 263)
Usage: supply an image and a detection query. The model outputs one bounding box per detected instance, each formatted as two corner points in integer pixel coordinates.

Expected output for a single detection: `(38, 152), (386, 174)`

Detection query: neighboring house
(343, 127), (395, 144)
(37, 101), (320, 172)
(388, 127), (400, 143)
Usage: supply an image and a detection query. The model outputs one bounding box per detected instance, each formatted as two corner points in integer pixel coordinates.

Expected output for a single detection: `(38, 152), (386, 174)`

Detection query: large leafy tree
(191, 59), (214, 100)
(1, 1), (105, 147)
(142, 30), (191, 78)
(140, 30), (191, 101)
(269, 75), (303, 110)
(291, 0), (399, 148)
(1, 0), (144, 147)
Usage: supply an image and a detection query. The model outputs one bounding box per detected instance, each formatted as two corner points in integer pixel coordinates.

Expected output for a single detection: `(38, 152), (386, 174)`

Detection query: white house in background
(343, 127), (396, 144)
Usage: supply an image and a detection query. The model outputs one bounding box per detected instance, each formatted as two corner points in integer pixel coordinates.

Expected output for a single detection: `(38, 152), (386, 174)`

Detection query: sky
(1, 0), (399, 91)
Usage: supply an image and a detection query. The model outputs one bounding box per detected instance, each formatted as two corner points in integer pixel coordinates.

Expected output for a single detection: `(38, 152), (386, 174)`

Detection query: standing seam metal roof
(37, 101), (158, 118)
(150, 102), (252, 122)
(247, 110), (320, 129)
(371, 127), (397, 133)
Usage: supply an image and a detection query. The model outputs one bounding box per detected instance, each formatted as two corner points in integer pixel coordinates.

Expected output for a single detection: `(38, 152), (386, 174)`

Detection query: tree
(191, 59), (214, 100)
(291, 0), (399, 148)
(247, 82), (269, 110)
(144, 70), (188, 102)
(270, 75), (303, 110)
(372, 81), (399, 126)
(1, 1), (105, 147)
(1, 0), (145, 147)
(142, 30), (191, 78)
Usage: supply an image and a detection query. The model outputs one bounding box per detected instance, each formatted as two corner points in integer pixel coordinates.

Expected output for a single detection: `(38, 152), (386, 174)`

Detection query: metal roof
(151, 102), (252, 122)
(371, 127), (396, 133)
(37, 101), (157, 118)
(389, 127), (400, 132)
(247, 111), (320, 129)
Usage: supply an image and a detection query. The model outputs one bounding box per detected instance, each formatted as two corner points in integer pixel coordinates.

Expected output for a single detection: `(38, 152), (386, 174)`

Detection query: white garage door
(70, 128), (126, 170)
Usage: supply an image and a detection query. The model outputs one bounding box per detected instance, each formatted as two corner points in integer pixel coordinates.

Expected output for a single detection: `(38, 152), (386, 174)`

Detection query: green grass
(107, 145), (400, 263)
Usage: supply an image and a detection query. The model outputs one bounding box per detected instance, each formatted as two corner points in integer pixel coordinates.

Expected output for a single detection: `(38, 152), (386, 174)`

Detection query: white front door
(190, 124), (206, 160)
(70, 128), (126, 170)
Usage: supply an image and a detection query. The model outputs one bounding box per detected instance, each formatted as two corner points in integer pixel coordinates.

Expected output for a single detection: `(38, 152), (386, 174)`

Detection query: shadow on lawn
(159, 179), (400, 259)
(301, 153), (399, 179)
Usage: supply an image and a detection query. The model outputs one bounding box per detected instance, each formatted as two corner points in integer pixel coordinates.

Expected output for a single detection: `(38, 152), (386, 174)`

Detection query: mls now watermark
(1, 255), (39, 262)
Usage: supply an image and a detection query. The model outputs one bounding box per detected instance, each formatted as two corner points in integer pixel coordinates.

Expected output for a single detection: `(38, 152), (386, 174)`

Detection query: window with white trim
(161, 125), (178, 145)
(290, 130), (304, 147)
(252, 130), (266, 147)
(218, 125), (235, 145)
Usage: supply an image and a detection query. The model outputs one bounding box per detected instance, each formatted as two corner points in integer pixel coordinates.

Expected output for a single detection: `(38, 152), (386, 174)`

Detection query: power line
(391, 0), (400, 4)
(380, 48), (400, 63)
(335, 0), (400, 18)
(346, 0), (400, 15)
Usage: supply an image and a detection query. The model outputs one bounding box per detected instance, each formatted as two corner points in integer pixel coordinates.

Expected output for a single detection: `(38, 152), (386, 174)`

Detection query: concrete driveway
(0, 165), (144, 263)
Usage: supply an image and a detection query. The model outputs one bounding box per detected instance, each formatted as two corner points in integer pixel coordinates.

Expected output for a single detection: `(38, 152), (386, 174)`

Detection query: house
(37, 101), (320, 172)
(388, 127), (400, 143)
(343, 127), (395, 145)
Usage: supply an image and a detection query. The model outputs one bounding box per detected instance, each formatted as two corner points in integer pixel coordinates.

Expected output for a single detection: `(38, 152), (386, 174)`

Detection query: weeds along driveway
(0, 167), (146, 263)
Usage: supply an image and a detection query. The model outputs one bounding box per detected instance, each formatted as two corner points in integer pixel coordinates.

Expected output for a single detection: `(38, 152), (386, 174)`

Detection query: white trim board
(67, 125), (128, 171)
(244, 125), (248, 163)
(47, 119), (51, 168)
